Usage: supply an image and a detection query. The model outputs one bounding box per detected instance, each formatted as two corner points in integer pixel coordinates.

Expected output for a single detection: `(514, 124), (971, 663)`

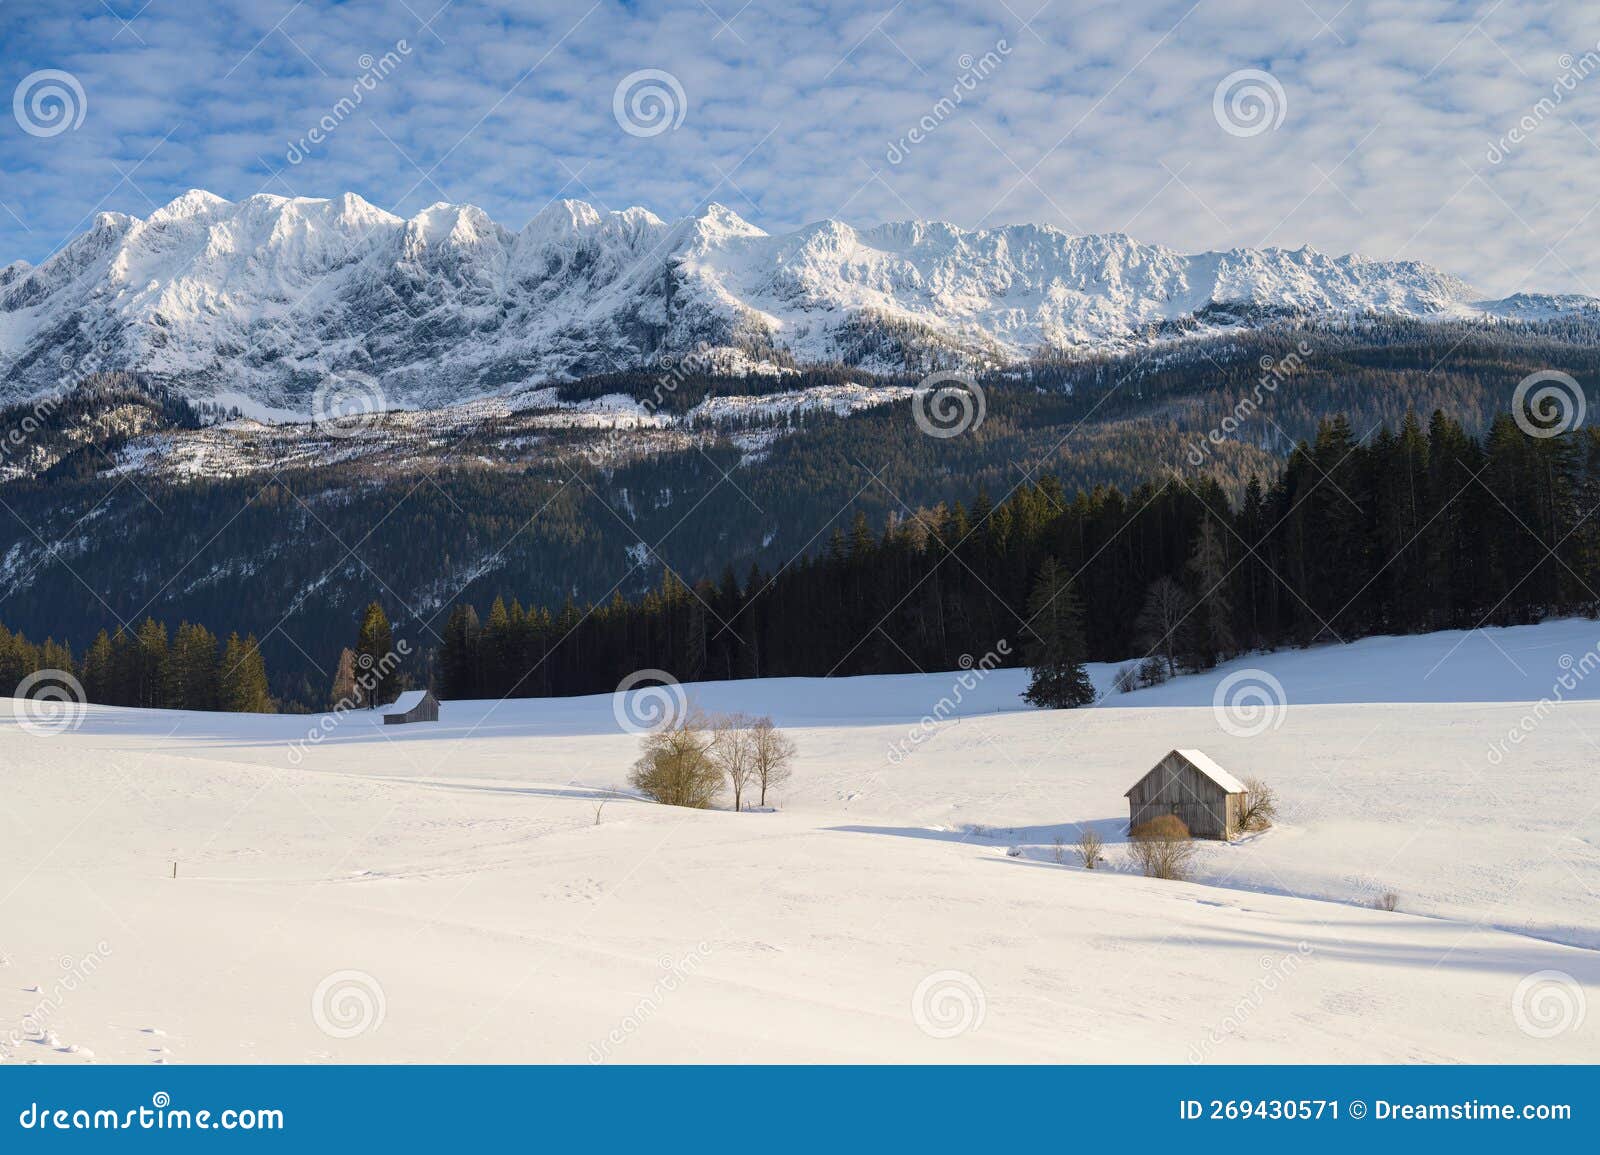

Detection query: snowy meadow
(3, 619), (1598, 1064)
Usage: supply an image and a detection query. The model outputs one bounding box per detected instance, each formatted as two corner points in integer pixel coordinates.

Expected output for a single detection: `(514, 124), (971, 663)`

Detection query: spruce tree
(1021, 558), (1097, 709)
(81, 629), (116, 703)
(219, 633), (273, 713)
(1184, 519), (1235, 670)
(171, 622), (219, 710)
(133, 618), (170, 709)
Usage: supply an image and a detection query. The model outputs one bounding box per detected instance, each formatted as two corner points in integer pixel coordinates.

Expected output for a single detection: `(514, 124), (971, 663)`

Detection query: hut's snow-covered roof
(1171, 748), (1247, 794)
(385, 690), (430, 715)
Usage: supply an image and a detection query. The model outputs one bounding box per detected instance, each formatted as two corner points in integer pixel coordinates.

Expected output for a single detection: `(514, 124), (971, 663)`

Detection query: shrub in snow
(1113, 664), (1138, 694)
(1137, 655), (1169, 688)
(1239, 776), (1278, 833)
(629, 712), (723, 809)
(1375, 891), (1399, 912)
(1076, 826), (1105, 870)
(1129, 814), (1195, 880)
(1006, 845), (1023, 858)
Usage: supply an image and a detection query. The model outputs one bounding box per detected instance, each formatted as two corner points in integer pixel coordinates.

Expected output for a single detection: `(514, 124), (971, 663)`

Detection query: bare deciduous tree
(629, 711), (723, 809)
(1239, 776), (1278, 833)
(1135, 576), (1193, 678)
(1128, 814), (1196, 880)
(750, 716), (795, 807)
(712, 712), (759, 812)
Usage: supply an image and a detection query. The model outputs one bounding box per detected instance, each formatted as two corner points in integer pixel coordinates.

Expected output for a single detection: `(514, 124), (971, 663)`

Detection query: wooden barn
(1124, 749), (1247, 840)
(383, 689), (439, 725)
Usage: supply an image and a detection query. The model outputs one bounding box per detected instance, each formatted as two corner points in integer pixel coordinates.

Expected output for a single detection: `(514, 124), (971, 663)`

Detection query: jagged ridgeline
(0, 320), (1596, 709)
(15, 188), (1593, 404)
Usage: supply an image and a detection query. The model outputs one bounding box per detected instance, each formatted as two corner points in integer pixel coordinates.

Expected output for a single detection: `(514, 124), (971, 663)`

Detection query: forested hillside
(438, 410), (1600, 699)
(1, 320), (1596, 706)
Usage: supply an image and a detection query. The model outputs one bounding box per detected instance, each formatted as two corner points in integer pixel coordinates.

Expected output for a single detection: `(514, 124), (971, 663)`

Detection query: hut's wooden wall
(1126, 751), (1240, 840)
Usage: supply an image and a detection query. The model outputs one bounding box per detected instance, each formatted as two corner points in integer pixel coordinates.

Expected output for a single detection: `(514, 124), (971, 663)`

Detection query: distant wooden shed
(383, 689), (439, 725)
(1125, 748), (1247, 840)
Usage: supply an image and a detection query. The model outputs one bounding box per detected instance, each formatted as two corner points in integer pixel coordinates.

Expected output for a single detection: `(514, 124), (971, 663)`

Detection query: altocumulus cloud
(1, 0), (1597, 298)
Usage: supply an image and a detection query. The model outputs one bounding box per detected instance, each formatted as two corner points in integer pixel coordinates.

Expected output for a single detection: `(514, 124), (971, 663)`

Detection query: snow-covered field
(3, 620), (1598, 1064)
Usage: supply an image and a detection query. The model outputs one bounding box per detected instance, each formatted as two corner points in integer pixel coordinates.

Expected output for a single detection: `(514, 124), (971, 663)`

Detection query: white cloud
(1, 0), (1597, 297)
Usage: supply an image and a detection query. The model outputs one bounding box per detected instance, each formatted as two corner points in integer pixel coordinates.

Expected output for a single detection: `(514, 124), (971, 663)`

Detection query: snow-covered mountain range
(2, 189), (1593, 412)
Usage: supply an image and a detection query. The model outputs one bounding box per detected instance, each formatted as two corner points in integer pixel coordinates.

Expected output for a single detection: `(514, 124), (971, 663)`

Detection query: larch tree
(1135, 575), (1192, 678)
(1184, 518), (1236, 670)
(750, 716), (795, 807)
(329, 647), (358, 709)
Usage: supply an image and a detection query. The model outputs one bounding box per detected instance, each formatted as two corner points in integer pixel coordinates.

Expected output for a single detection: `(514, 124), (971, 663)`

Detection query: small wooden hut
(1124, 749), (1247, 840)
(382, 689), (439, 725)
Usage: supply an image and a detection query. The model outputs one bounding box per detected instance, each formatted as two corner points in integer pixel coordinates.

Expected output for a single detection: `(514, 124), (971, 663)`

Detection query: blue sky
(0, 0), (1596, 296)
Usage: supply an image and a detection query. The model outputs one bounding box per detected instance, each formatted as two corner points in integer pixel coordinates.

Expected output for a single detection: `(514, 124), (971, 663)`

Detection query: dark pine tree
(1021, 558), (1097, 709)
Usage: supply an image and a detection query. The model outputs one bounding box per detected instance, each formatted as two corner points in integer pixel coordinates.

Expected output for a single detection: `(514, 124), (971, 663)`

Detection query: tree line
(0, 600), (407, 716)
(0, 617), (271, 713)
(8, 407), (1599, 713)
(439, 409), (1600, 701)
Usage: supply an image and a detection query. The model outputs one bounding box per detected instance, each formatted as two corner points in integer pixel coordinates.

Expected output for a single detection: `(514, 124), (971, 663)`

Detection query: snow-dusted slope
(2, 189), (1593, 411)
